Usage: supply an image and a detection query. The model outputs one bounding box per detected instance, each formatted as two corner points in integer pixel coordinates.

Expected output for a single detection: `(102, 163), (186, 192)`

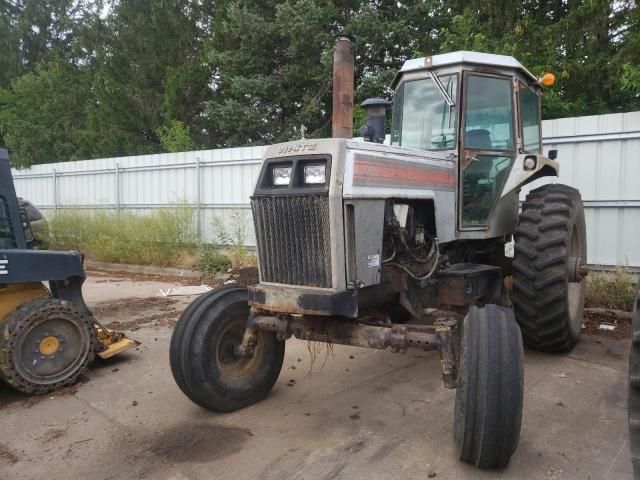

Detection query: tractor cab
(388, 51), (553, 230)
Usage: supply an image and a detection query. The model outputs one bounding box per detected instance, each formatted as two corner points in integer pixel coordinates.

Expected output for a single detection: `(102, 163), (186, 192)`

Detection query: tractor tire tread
(512, 183), (586, 353)
(169, 286), (284, 412)
(455, 304), (524, 469)
(0, 298), (95, 394)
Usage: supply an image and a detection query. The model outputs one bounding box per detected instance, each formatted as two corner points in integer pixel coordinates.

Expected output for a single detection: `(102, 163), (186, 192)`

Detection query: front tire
(512, 183), (587, 352)
(454, 304), (524, 469)
(169, 287), (285, 412)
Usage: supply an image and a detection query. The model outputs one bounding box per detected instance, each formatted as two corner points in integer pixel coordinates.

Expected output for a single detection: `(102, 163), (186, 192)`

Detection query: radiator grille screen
(252, 195), (332, 288)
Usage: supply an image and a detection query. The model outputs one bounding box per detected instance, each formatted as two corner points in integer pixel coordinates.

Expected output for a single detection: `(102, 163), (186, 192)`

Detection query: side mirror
(548, 149), (558, 160)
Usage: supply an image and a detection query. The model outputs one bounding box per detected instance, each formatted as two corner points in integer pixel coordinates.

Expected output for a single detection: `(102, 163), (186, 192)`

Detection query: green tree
(84, 0), (211, 157)
(202, 0), (339, 146)
(1, 0), (639, 163)
(0, 59), (92, 167)
(157, 119), (197, 152)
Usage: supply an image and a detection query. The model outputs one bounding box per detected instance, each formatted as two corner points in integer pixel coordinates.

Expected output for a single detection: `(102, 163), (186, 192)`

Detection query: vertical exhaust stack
(332, 36), (354, 138)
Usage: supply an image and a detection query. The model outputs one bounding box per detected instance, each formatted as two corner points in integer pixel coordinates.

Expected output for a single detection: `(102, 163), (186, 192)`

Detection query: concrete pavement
(0, 273), (631, 480)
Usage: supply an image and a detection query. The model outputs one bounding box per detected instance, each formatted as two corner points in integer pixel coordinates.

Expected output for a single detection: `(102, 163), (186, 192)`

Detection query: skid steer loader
(171, 40), (588, 469)
(0, 149), (139, 394)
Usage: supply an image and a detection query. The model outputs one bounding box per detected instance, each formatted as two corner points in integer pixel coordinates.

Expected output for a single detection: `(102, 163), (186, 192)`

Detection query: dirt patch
(92, 296), (182, 331)
(106, 310), (181, 331)
(43, 428), (67, 443)
(583, 310), (631, 340)
(109, 423), (253, 477)
(148, 423), (253, 463)
(232, 266), (259, 286)
(208, 266), (258, 288)
(92, 296), (178, 318)
(0, 443), (19, 464)
(89, 264), (257, 288)
(87, 268), (198, 286)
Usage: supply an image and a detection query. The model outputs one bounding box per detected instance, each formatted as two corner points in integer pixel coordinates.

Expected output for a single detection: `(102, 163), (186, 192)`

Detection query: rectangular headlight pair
(272, 164), (326, 186)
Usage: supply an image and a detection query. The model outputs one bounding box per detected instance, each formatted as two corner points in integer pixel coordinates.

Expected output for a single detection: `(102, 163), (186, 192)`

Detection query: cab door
(459, 72), (516, 230)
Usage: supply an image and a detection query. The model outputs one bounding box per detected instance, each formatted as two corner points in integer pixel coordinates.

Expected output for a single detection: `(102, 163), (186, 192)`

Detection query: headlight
(303, 165), (326, 184)
(272, 166), (292, 185)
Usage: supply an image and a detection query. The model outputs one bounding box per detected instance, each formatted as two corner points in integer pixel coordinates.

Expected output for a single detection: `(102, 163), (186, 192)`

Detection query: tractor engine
(381, 200), (439, 281)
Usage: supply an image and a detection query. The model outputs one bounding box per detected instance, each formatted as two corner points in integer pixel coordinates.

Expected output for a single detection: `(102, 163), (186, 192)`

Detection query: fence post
(115, 162), (121, 215)
(52, 169), (58, 214)
(196, 156), (202, 242)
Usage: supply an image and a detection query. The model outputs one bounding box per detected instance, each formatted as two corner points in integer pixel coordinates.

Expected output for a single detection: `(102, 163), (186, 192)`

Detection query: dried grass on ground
(586, 267), (637, 312)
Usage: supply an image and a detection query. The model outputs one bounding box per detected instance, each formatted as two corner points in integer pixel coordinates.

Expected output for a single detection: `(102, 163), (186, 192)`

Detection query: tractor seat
(465, 129), (492, 149)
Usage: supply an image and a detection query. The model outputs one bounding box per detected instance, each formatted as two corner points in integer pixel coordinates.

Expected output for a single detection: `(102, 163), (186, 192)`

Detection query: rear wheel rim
(567, 224), (586, 335)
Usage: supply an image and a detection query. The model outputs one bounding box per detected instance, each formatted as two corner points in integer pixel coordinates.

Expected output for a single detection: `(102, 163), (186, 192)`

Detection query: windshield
(391, 74), (457, 150)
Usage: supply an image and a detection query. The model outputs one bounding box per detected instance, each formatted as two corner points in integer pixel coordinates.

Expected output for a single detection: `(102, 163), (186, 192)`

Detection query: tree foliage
(0, 0), (638, 167)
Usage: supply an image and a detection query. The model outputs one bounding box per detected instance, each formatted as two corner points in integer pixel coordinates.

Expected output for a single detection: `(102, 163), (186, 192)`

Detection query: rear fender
(500, 153), (559, 198)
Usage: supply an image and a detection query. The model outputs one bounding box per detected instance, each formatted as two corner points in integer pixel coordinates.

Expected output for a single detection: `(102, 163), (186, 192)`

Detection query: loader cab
(0, 151), (27, 250)
(390, 52), (545, 231)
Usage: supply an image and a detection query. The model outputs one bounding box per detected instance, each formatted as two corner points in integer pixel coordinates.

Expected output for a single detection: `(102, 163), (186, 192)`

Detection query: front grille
(252, 195), (332, 288)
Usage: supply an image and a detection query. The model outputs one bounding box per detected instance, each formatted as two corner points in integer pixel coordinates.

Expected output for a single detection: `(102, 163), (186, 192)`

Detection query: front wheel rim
(215, 319), (264, 380)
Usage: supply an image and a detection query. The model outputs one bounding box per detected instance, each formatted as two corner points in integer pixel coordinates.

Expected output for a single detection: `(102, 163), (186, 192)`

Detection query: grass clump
(586, 266), (637, 312)
(197, 243), (232, 277)
(212, 211), (256, 267)
(49, 207), (198, 267)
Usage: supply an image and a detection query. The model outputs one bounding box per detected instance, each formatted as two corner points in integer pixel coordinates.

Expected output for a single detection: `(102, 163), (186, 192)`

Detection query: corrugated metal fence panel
(11, 146), (267, 245)
(535, 111), (640, 268)
(11, 112), (640, 267)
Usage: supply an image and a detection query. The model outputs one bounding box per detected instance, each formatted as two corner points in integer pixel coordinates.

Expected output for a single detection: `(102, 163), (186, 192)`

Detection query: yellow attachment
(540, 72), (556, 87)
(39, 336), (60, 355)
(95, 327), (140, 359)
(0, 282), (50, 322)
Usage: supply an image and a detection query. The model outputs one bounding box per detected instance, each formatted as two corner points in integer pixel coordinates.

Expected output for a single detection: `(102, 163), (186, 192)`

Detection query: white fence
(12, 111), (640, 269)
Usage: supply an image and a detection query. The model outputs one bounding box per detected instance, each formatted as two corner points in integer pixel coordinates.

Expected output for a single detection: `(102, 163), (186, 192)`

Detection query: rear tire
(169, 286), (285, 412)
(0, 298), (95, 394)
(512, 183), (587, 352)
(454, 304), (524, 469)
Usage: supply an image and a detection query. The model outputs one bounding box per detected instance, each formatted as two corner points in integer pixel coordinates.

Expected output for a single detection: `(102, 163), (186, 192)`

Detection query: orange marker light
(540, 72), (556, 87)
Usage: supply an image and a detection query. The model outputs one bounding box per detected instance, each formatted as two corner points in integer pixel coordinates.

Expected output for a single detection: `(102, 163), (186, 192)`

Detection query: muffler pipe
(332, 35), (354, 138)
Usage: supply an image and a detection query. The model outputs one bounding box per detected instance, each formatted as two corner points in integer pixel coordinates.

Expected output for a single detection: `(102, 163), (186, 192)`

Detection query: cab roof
(391, 51), (539, 88)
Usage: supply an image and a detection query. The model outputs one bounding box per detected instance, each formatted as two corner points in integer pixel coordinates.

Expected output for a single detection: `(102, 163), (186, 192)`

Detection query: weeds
(48, 206), (258, 274)
(49, 207), (198, 267)
(586, 266), (637, 312)
(211, 210), (255, 266)
(197, 243), (231, 277)
(305, 340), (335, 376)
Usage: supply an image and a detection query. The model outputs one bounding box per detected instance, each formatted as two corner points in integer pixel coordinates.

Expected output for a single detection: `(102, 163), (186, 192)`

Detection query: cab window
(464, 75), (514, 151)
(519, 85), (541, 152)
(0, 195), (17, 249)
